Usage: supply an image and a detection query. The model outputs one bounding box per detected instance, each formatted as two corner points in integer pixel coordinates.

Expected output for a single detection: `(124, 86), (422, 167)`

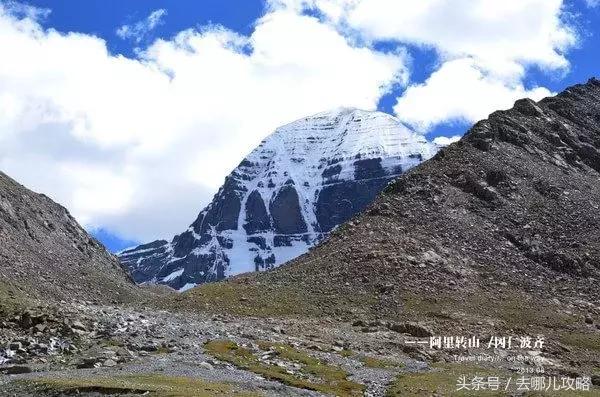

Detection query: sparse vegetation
(360, 355), (403, 369)
(339, 349), (354, 357)
(0, 281), (28, 316)
(27, 373), (261, 397)
(204, 339), (365, 396)
(401, 290), (577, 331)
(160, 279), (375, 320)
(178, 282), (311, 317)
(386, 365), (505, 397)
(385, 364), (598, 396)
(560, 333), (600, 352)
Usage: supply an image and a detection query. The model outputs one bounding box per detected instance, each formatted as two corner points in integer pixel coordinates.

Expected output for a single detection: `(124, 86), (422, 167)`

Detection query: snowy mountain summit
(119, 108), (439, 290)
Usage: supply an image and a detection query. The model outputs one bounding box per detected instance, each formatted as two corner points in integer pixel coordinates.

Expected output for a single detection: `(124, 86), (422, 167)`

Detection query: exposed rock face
(119, 108), (439, 290)
(0, 172), (138, 303)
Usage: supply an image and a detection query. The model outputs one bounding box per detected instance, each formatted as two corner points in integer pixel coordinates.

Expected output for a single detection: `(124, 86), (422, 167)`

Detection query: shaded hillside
(0, 171), (139, 306)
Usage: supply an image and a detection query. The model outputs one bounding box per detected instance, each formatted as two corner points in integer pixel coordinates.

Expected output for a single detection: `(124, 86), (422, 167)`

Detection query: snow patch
(162, 268), (184, 282)
(179, 283), (197, 292)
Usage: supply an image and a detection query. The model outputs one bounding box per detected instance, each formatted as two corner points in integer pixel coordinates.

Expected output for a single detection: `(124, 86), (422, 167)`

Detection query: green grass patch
(99, 338), (125, 348)
(156, 276), (376, 320)
(339, 349), (354, 358)
(156, 346), (173, 354)
(493, 298), (575, 330)
(28, 373), (260, 397)
(205, 339), (365, 396)
(0, 281), (28, 316)
(173, 283), (315, 317)
(401, 291), (575, 331)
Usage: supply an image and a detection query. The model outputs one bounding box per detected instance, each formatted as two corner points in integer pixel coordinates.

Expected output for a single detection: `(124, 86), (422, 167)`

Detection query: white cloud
(273, 0), (575, 68)
(394, 58), (552, 132)
(0, 1), (583, 243)
(339, 1), (572, 68)
(1, 1), (51, 20)
(585, 0), (599, 7)
(270, 0), (577, 131)
(117, 9), (167, 43)
(433, 135), (462, 147)
(0, 4), (406, 241)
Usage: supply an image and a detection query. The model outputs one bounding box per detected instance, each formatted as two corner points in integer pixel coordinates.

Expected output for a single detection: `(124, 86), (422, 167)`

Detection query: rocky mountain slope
(119, 108), (439, 290)
(0, 171), (139, 304)
(171, 80), (600, 376)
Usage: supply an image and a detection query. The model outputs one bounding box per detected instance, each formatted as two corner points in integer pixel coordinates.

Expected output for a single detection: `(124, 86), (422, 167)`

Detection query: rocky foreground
(0, 299), (425, 396)
(2, 297), (597, 396)
(0, 292), (600, 396)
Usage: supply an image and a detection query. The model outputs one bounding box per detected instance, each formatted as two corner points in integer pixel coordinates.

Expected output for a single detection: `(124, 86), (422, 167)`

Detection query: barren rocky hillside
(0, 171), (139, 306)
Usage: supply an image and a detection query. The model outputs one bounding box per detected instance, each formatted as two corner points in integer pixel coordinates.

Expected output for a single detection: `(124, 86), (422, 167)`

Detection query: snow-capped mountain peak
(119, 108), (439, 290)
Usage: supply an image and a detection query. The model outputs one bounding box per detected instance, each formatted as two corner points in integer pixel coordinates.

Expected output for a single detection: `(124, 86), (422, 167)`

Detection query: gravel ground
(0, 301), (430, 397)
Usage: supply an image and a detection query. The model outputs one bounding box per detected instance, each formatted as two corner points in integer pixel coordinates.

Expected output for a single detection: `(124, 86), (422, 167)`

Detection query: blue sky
(0, 0), (599, 251)
(23, 0), (265, 56)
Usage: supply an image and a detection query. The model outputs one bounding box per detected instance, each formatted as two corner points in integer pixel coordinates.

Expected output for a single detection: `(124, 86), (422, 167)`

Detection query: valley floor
(1, 299), (598, 396)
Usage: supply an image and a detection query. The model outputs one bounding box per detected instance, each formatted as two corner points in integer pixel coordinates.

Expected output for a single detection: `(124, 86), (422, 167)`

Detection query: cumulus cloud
(0, 1), (582, 243)
(335, 0), (572, 67)
(0, 4), (406, 241)
(116, 9), (167, 43)
(585, 0), (599, 7)
(271, 0), (577, 131)
(394, 58), (552, 132)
